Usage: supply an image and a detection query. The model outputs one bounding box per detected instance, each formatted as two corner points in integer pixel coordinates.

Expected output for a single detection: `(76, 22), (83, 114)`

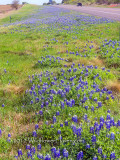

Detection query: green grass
(0, 4), (120, 159)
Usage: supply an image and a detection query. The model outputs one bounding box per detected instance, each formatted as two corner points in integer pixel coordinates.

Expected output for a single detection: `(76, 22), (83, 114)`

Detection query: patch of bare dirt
(106, 81), (120, 93)
(64, 57), (104, 67)
(0, 5), (22, 19)
(4, 84), (25, 94)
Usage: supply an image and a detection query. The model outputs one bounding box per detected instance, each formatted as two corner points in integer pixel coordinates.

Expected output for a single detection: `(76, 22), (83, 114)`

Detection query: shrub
(11, 0), (19, 10)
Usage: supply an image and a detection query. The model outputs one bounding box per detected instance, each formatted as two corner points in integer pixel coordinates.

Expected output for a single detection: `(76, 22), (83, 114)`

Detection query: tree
(52, 1), (57, 4)
(22, 2), (28, 5)
(11, 0), (19, 10)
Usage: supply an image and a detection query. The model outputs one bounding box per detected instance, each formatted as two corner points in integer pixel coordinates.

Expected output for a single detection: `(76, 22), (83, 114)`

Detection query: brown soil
(0, 5), (13, 12)
(0, 5), (22, 19)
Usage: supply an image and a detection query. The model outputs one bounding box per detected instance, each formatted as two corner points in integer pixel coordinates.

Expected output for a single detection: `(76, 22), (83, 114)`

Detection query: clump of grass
(33, 56), (67, 69)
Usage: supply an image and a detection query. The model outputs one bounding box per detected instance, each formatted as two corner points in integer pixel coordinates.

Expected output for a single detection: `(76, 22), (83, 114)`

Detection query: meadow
(0, 4), (120, 160)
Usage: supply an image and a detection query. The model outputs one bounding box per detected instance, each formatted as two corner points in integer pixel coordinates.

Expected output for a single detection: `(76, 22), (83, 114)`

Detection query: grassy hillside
(0, 4), (120, 160)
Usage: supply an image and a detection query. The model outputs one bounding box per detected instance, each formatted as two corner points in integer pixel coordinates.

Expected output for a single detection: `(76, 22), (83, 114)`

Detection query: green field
(0, 4), (120, 160)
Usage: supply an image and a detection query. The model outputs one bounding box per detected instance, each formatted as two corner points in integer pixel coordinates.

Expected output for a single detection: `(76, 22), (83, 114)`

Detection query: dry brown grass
(64, 57), (104, 67)
(54, 45), (67, 54)
(1, 111), (43, 158)
(89, 57), (104, 66)
(106, 81), (120, 93)
(3, 112), (43, 138)
(72, 39), (99, 50)
(4, 84), (25, 94)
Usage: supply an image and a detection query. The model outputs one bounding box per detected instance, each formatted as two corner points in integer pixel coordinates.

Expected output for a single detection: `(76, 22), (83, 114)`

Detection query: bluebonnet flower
(102, 155), (107, 159)
(106, 96), (109, 100)
(111, 95), (114, 99)
(30, 146), (36, 154)
(77, 151), (83, 160)
(117, 120), (120, 126)
(64, 120), (68, 126)
(8, 133), (11, 137)
(103, 87), (107, 91)
(18, 149), (22, 157)
(53, 116), (56, 124)
(86, 144), (90, 149)
(45, 121), (48, 125)
(100, 122), (103, 129)
(37, 154), (44, 159)
(26, 144), (30, 150)
(45, 154), (51, 160)
(110, 152), (116, 160)
(27, 151), (32, 158)
(4, 69), (7, 73)
(77, 127), (82, 137)
(37, 144), (41, 151)
(92, 135), (96, 143)
(98, 147), (102, 155)
(61, 101), (64, 109)
(91, 106), (94, 112)
(72, 115), (78, 123)
(51, 147), (56, 158)
(7, 137), (11, 142)
(90, 126), (94, 133)
(14, 155), (18, 159)
(106, 114), (111, 120)
(85, 106), (88, 110)
(84, 114), (87, 121)
(72, 125), (77, 135)
(39, 110), (43, 115)
(95, 66), (97, 69)
(57, 129), (61, 134)
(31, 100), (33, 104)
(45, 101), (49, 106)
(60, 123), (63, 127)
(63, 150), (68, 158)
(110, 117), (115, 126)
(35, 124), (39, 130)
(56, 111), (60, 116)
(2, 104), (5, 107)
(100, 116), (104, 123)
(98, 101), (102, 107)
(107, 90), (112, 94)
(93, 156), (97, 160)
(55, 149), (60, 158)
(110, 132), (115, 140)
(32, 130), (37, 137)
(106, 121), (111, 130)
(93, 97), (97, 102)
